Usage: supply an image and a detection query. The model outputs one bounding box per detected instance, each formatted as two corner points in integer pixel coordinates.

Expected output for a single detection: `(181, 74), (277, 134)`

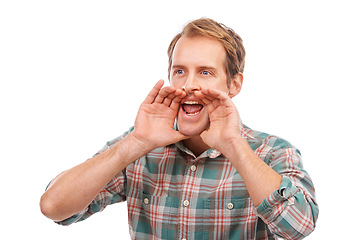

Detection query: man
(40, 18), (318, 239)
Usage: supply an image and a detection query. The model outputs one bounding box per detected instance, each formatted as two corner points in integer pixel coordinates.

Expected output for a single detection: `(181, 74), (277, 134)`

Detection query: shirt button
(183, 199), (190, 207)
(144, 198), (149, 205)
(227, 202), (234, 210)
(190, 165), (197, 172)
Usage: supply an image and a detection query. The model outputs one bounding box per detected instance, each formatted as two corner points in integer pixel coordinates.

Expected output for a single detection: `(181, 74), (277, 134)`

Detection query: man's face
(170, 36), (229, 136)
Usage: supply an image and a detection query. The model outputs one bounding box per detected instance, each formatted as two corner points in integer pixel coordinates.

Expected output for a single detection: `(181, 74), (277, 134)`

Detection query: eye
(176, 69), (184, 75)
(201, 70), (211, 76)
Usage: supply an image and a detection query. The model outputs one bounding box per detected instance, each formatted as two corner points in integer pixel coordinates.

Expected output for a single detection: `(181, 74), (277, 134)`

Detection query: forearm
(256, 175), (318, 239)
(40, 132), (150, 221)
(222, 136), (281, 207)
(229, 135), (318, 238)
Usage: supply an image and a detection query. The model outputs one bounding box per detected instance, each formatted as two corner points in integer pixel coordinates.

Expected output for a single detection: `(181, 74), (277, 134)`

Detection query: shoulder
(93, 126), (135, 156)
(244, 124), (296, 147)
(243, 124), (301, 160)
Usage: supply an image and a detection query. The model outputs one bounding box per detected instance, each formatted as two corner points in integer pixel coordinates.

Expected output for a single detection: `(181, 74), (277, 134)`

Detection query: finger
(163, 89), (185, 106)
(199, 89), (233, 107)
(195, 89), (228, 114)
(203, 88), (229, 100)
(172, 89), (186, 103)
(171, 129), (190, 143)
(193, 91), (215, 114)
(154, 86), (176, 104)
(169, 89), (186, 110)
(143, 80), (165, 104)
(162, 92), (176, 106)
(194, 90), (215, 105)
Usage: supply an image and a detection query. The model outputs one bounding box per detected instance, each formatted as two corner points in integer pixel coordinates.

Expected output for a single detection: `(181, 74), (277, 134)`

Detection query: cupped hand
(194, 88), (243, 152)
(132, 80), (188, 150)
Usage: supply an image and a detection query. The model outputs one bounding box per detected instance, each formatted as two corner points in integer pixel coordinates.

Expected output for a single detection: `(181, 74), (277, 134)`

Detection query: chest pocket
(127, 190), (175, 240)
(202, 197), (256, 239)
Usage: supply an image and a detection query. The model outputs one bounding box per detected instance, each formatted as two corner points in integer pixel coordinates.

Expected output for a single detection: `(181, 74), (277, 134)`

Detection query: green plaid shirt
(56, 124), (318, 239)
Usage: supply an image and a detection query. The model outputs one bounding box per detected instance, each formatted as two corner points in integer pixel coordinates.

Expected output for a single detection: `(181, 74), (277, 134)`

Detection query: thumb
(172, 130), (189, 143)
(199, 130), (211, 146)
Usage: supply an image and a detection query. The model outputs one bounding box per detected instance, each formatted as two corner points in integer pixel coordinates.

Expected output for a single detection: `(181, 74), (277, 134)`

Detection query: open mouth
(182, 101), (204, 116)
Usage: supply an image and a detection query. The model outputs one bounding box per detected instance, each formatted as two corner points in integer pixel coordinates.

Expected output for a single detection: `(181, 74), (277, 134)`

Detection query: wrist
(126, 131), (154, 155)
(219, 135), (249, 161)
(104, 132), (153, 171)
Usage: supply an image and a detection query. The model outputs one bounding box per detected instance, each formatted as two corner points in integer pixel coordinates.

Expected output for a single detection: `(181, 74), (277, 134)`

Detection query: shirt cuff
(256, 176), (298, 223)
(54, 208), (88, 226)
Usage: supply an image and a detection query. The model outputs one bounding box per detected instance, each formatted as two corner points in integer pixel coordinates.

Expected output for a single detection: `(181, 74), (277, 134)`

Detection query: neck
(183, 135), (210, 157)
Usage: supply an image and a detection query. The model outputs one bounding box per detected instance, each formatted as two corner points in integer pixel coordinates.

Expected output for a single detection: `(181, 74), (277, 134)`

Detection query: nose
(183, 74), (200, 94)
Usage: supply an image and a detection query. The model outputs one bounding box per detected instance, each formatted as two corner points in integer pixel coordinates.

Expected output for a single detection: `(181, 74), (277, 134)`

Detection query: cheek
(170, 79), (184, 89)
(215, 78), (230, 92)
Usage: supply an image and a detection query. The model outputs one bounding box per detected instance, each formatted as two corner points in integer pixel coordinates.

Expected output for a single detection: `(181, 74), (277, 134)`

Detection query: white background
(1, 0), (359, 239)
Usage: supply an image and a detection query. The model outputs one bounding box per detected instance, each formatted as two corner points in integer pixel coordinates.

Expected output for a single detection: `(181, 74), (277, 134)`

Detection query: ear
(228, 73), (243, 98)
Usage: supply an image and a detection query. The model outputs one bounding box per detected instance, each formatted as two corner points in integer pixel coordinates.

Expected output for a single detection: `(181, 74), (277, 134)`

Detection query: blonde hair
(167, 18), (246, 86)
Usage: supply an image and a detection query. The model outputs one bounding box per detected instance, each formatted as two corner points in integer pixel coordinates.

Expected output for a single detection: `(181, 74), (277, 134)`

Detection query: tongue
(183, 104), (203, 114)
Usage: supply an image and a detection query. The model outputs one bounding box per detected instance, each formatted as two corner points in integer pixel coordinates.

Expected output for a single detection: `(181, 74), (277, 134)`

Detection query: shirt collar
(174, 141), (222, 159)
(173, 118), (251, 159)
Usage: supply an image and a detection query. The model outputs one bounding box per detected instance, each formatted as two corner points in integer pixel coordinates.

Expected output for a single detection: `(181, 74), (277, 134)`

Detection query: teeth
(187, 111), (201, 116)
(182, 100), (202, 116)
(184, 101), (199, 105)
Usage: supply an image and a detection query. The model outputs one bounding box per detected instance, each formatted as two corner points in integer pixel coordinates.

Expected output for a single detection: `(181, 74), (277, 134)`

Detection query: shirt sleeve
(255, 139), (319, 240)
(54, 127), (134, 226)
(55, 170), (127, 226)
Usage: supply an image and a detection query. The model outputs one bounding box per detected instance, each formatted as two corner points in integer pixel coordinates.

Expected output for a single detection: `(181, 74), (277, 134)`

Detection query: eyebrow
(171, 65), (185, 69)
(171, 65), (217, 71)
(198, 66), (217, 71)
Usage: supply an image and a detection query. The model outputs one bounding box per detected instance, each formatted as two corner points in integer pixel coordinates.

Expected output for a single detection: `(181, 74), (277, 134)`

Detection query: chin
(178, 126), (204, 136)
(176, 120), (209, 137)
(176, 103), (210, 137)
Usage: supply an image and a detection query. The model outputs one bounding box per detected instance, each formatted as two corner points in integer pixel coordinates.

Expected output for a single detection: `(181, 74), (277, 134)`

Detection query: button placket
(179, 160), (196, 240)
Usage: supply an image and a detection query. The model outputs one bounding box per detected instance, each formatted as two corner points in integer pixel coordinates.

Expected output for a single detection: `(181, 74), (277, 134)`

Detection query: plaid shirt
(56, 124), (318, 240)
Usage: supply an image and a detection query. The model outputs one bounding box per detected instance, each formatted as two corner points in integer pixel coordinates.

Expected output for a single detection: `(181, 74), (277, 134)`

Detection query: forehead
(171, 36), (227, 69)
